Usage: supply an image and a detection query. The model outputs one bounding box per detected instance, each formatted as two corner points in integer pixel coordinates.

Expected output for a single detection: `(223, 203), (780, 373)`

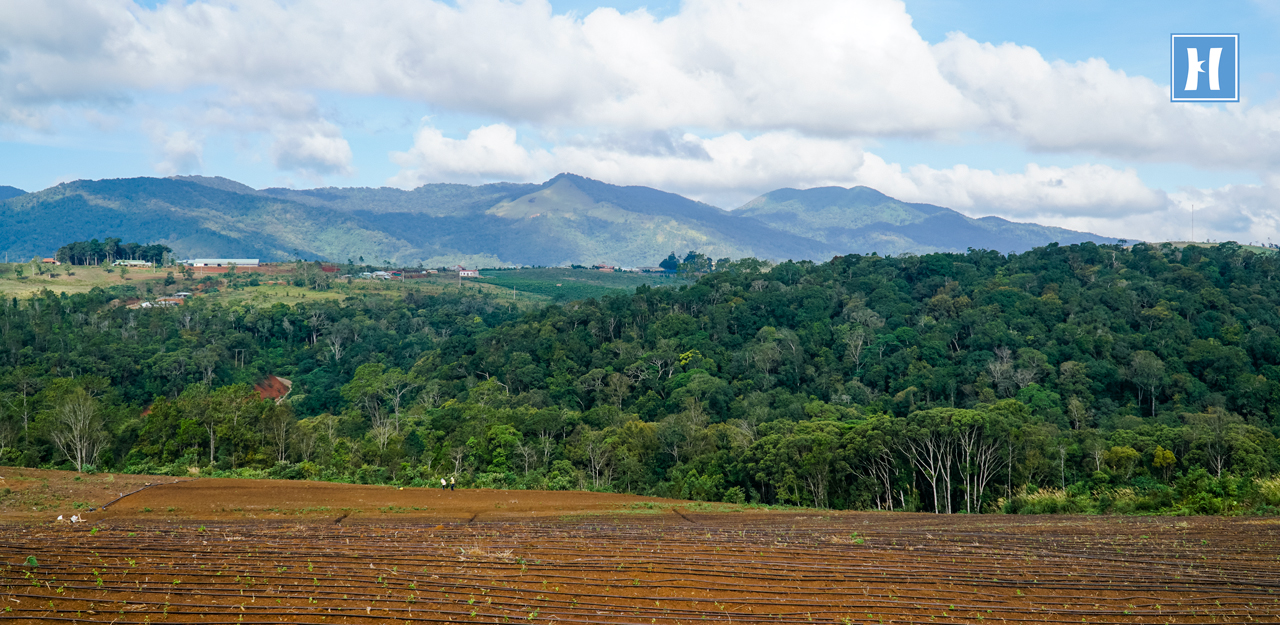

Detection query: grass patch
(478, 267), (682, 302)
(208, 273), (551, 308)
(0, 264), (168, 298)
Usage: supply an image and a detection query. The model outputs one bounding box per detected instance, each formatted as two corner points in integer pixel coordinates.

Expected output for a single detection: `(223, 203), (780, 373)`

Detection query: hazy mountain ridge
(0, 175), (1120, 266)
(739, 186), (1119, 256)
(1, 178), (414, 262)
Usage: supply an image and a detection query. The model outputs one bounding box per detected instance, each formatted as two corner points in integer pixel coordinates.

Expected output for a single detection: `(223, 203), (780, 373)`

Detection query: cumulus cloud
(389, 123), (870, 204)
(5, 0), (1273, 165)
(271, 120), (354, 177)
(0, 0), (972, 135)
(3, 0), (1280, 243)
(198, 89), (354, 178)
(851, 156), (1167, 218)
(390, 124), (544, 184)
(390, 122), (1169, 224)
(1167, 184), (1280, 245)
(932, 34), (1280, 170)
(144, 121), (203, 175)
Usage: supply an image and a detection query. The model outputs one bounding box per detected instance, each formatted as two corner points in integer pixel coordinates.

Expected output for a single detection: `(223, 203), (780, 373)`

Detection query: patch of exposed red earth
(2, 472), (1279, 623)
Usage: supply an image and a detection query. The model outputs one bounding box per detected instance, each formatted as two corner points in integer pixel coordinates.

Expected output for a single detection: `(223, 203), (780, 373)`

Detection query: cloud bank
(0, 0), (1276, 243)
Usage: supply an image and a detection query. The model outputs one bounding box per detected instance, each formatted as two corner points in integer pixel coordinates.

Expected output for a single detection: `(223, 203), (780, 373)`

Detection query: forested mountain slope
(739, 186), (1120, 256)
(203, 173), (840, 267)
(0, 178), (416, 264)
(2, 175), (1118, 266)
(1, 241), (1278, 514)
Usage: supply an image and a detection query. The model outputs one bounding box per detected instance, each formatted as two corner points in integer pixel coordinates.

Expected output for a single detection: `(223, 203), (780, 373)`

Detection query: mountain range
(0, 174), (1120, 266)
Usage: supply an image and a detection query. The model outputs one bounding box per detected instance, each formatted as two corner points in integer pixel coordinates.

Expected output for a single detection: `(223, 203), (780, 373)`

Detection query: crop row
(1, 512), (1278, 624)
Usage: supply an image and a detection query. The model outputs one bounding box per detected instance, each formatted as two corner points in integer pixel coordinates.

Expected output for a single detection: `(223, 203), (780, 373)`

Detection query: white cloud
(387, 120), (1280, 245)
(931, 34), (1280, 170)
(390, 124), (544, 185)
(850, 156), (1167, 218)
(391, 121), (1167, 219)
(389, 123), (870, 204)
(144, 121), (203, 175)
(2, 0), (1280, 244)
(4, 0), (1273, 169)
(271, 120), (354, 178)
(197, 89), (355, 178)
(1167, 184), (1280, 245)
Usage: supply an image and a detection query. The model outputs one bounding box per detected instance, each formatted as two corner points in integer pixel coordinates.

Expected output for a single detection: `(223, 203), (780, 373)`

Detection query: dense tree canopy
(2, 241), (1280, 514)
(55, 238), (171, 265)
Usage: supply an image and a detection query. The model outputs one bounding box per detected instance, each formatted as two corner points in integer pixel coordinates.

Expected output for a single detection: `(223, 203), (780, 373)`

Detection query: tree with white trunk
(46, 388), (108, 472)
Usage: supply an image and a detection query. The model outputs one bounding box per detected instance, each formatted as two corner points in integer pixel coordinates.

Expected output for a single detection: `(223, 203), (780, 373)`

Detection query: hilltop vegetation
(0, 174), (1118, 267)
(741, 185), (1115, 256)
(1, 241), (1279, 515)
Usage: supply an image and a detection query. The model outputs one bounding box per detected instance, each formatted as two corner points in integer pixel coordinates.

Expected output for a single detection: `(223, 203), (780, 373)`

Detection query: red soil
(253, 375), (292, 402)
(2, 470), (1279, 624)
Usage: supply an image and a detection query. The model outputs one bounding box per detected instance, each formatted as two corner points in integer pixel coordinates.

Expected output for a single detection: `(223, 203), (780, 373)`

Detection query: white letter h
(1185, 47), (1222, 91)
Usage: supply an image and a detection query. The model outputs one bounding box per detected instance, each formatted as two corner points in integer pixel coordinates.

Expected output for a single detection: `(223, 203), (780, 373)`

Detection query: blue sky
(2, 0), (1278, 244)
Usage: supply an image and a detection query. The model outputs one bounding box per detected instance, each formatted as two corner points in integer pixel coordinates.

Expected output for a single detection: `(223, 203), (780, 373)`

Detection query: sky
(1, 0), (1279, 245)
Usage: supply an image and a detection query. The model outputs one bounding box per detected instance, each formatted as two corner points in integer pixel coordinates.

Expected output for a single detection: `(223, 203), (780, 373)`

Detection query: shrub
(354, 464), (387, 485)
(1257, 476), (1280, 507)
(1004, 487), (1087, 515)
(546, 460), (577, 491)
(267, 461), (304, 480)
(473, 472), (514, 489)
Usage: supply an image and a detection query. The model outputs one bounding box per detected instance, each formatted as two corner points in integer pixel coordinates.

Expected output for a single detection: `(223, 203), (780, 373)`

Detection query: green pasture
(476, 267), (681, 302)
(0, 263), (168, 298)
(0, 263), (682, 307)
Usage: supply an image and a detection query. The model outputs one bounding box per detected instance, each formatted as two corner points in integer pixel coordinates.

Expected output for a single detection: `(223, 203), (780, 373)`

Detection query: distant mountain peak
(0, 186), (27, 201)
(738, 184), (1120, 256)
(0, 173), (1123, 267)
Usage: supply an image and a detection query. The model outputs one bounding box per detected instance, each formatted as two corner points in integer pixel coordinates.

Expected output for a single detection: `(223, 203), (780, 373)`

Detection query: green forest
(2, 241), (1280, 515)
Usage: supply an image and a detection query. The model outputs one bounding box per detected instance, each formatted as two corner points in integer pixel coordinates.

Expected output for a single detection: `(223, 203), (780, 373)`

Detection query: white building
(186, 259), (260, 267)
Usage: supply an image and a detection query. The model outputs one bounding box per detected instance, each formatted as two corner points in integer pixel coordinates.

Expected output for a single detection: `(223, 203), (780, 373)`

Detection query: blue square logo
(1172, 34), (1239, 102)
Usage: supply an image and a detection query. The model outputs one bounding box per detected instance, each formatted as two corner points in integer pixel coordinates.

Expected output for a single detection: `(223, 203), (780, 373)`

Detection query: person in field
(449, 476), (455, 491)
(440, 477), (447, 490)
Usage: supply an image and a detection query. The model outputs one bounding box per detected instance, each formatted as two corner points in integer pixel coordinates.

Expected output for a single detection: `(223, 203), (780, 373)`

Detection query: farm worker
(440, 477), (447, 489)
(449, 476), (455, 491)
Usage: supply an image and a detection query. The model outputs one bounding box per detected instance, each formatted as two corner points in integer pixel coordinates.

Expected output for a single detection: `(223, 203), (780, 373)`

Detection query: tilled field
(3, 505), (1280, 624)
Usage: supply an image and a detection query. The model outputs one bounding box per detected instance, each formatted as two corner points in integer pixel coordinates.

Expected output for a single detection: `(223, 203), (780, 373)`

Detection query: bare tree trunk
(450, 447), (468, 476)
(207, 424), (216, 466)
(973, 440), (1007, 513)
(49, 391), (107, 472)
(902, 434), (949, 514)
(957, 426), (977, 514)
